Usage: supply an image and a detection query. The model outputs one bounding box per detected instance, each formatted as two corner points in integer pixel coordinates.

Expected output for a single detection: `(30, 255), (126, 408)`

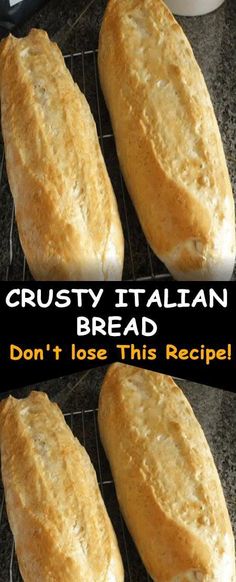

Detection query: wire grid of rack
(0, 407), (152, 582)
(0, 48), (171, 282)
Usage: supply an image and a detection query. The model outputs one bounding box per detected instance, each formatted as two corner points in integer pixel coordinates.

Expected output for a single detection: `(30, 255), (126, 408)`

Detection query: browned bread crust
(0, 391), (124, 581)
(98, 0), (235, 280)
(98, 364), (235, 581)
(0, 29), (124, 280)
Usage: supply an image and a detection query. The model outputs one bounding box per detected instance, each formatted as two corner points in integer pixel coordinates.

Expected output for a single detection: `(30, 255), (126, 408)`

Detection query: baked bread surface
(98, 0), (236, 280)
(98, 364), (235, 581)
(0, 29), (124, 280)
(0, 391), (124, 581)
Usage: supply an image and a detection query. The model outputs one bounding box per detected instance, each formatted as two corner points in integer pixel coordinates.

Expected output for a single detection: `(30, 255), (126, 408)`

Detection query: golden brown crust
(98, 0), (235, 280)
(0, 391), (124, 581)
(0, 29), (124, 280)
(98, 364), (235, 581)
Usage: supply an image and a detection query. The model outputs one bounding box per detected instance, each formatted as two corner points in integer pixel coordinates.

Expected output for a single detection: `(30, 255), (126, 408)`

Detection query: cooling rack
(0, 48), (171, 282)
(0, 407), (152, 582)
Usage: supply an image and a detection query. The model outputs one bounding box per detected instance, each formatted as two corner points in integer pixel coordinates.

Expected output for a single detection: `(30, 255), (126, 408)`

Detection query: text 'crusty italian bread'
(0, 29), (124, 280)
(98, 364), (235, 581)
(98, 0), (236, 280)
(0, 392), (124, 582)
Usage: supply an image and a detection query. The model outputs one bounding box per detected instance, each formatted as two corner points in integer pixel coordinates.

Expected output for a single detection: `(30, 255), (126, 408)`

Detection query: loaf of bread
(98, 364), (235, 581)
(98, 0), (236, 280)
(0, 29), (124, 280)
(0, 391), (124, 581)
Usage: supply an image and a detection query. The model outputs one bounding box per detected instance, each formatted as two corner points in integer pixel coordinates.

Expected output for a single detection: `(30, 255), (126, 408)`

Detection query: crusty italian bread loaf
(98, 364), (235, 581)
(98, 0), (236, 280)
(0, 392), (124, 582)
(0, 29), (124, 280)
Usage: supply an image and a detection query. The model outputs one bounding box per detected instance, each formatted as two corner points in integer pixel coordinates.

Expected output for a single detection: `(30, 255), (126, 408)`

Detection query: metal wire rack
(0, 48), (171, 282)
(0, 407), (152, 582)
